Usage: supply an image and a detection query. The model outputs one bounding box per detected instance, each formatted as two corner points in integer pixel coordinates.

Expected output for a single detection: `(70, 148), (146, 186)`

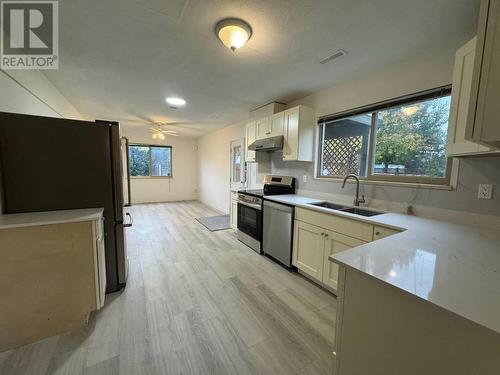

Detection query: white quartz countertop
(264, 194), (500, 335)
(0, 208), (104, 229)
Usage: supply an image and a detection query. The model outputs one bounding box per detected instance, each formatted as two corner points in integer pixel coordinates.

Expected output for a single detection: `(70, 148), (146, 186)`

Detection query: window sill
(313, 176), (453, 191)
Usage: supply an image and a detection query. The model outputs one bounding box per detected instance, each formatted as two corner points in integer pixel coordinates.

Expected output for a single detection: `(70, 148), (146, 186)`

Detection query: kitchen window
(129, 144), (172, 177)
(317, 86), (452, 185)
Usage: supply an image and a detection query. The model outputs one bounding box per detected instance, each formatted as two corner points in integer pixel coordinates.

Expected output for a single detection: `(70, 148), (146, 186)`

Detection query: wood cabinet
(466, 0), (500, 149)
(230, 192), (238, 229)
(446, 37), (495, 156)
(0, 210), (106, 351)
(93, 217), (106, 308)
(283, 105), (315, 162)
(245, 121), (257, 162)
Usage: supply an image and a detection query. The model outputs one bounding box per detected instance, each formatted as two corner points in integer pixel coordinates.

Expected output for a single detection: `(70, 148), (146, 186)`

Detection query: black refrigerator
(0, 111), (132, 293)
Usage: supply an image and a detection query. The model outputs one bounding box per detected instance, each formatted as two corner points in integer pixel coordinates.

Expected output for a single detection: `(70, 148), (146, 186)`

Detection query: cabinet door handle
(324, 234), (329, 238)
(266, 132), (271, 135)
(375, 231), (381, 236)
(320, 232), (325, 236)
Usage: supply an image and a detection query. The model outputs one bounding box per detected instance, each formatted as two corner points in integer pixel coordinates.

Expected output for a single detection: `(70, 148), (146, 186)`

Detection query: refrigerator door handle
(121, 136), (132, 207)
(124, 212), (133, 228)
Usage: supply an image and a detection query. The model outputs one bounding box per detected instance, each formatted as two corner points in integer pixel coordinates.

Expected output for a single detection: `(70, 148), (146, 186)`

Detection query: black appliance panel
(237, 202), (262, 241)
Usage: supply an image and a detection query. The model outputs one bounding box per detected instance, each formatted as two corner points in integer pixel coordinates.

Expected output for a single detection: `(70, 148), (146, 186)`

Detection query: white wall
(121, 127), (198, 204)
(196, 104), (278, 213)
(287, 50), (454, 118)
(0, 70), (81, 119)
(197, 122), (245, 213)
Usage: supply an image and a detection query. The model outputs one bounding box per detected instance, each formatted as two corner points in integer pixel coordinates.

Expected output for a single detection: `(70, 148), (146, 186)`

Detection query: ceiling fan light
(215, 18), (252, 51)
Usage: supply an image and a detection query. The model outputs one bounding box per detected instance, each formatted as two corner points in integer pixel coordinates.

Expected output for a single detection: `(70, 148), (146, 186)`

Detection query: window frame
(128, 143), (173, 179)
(316, 86), (453, 186)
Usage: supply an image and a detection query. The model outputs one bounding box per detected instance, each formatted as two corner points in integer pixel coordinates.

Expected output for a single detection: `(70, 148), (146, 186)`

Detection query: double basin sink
(308, 201), (384, 217)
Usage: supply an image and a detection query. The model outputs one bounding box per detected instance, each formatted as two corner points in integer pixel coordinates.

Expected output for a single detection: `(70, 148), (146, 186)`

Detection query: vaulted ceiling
(44, 0), (480, 137)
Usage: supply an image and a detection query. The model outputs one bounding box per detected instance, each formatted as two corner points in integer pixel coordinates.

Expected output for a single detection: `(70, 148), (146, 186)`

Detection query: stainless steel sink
(309, 201), (349, 210)
(309, 201), (384, 217)
(340, 207), (383, 217)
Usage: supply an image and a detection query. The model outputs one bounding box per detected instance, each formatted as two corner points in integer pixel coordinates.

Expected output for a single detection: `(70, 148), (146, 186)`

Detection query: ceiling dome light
(166, 97), (186, 107)
(215, 18), (252, 51)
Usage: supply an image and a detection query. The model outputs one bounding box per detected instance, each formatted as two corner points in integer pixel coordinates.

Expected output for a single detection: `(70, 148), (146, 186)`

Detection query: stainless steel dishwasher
(262, 200), (294, 268)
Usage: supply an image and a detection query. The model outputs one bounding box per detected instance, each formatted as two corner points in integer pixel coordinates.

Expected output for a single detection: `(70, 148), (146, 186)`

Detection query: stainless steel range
(237, 175), (295, 253)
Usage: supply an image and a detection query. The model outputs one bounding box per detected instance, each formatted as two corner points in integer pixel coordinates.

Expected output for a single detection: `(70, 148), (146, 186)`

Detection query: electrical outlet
(302, 175), (308, 183)
(478, 184), (494, 199)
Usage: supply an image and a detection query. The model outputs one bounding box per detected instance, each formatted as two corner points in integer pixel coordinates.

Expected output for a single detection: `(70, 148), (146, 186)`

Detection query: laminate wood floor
(0, 201), (337, 375)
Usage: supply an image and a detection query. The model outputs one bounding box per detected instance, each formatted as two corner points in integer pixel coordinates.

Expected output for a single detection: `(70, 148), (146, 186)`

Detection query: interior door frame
(229, 138), (246, 201)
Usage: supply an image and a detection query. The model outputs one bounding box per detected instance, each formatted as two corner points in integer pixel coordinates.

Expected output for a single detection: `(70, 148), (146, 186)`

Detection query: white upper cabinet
(256, 117), (271, 140)
(245, 121), (257, 162)
(282, 105), (315, 162)
(446, 37), (494, 156)
(466, 0), (500, 149)
(269, 112), (285, 138)
(244, 105), (315, 162)
(255, 114), (285, 141)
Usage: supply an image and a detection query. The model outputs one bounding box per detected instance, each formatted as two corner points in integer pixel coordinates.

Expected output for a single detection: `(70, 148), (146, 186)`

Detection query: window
(129, 145), (172, 177)
(317, 87), (452, 184)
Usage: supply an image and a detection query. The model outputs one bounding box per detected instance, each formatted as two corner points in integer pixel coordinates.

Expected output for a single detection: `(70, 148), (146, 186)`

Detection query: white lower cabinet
(373, 225), (399, 241)
(230, 193), (238, 229)
(292, 207), (401, 293)
(322, 231), (365, 291)
(293, 220), (366, 292)
(93, 216), (107, 309)
(293, 220), (326, 281)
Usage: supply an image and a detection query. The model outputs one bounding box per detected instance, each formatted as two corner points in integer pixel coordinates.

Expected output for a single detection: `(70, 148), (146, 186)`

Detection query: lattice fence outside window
(321, 135), (363, 176)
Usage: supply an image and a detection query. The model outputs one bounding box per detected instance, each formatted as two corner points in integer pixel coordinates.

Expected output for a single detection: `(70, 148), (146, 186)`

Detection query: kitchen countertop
(264, 194), (500, 335)
(0, 208), (104, 229)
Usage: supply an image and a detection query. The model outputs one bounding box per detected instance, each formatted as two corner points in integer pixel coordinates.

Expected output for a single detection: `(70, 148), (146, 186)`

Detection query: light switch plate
(478, 184), (494, 199)
(302, 175), (308, 183)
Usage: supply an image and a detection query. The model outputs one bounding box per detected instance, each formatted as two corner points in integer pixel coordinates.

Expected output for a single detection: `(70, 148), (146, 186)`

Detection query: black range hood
(248, 136), (283, 152)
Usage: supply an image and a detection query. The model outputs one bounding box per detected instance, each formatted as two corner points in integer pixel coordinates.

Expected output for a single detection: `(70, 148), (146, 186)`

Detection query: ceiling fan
(150, 123), (180, 140)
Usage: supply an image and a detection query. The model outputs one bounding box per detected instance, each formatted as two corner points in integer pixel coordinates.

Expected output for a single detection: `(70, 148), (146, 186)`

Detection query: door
(230, 139), (246, 192)
(467, 0), (500, 146)
(270, 112), (285, 138)
(256, 117), (270, 140)
(237, 202), (262, 240)
(446, 37), (492, 156)
(292, 220), (325, 281)
(283, 107), (299, 160)
(230, 197), (238, 229)
(245, 121), (257, 162)
(322, 231), (365, 291)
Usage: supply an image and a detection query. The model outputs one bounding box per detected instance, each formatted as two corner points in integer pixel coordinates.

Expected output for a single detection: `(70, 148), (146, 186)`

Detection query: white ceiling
(44, 0), (479, 137)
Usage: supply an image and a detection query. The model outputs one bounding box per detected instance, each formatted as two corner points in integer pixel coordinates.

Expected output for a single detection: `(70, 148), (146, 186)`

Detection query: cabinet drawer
(295, 207), (373, 242)
(373, 226), (400, 240)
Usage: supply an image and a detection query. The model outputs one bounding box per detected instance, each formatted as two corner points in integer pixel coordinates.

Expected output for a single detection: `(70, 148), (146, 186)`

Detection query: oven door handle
(238, 200), (262, 211)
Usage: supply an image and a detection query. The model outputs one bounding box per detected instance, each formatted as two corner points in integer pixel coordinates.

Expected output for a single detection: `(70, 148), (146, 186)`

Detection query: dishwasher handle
(264, 200), (294, 213)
